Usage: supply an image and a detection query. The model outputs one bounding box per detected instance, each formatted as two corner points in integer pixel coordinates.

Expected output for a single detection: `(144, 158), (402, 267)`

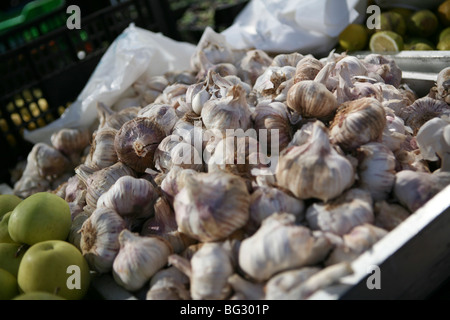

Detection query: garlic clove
(305, 188), (374, 236)
(173, 171), (251, 242)
(80, 207), (127, 273)
(238, 212), (332, 282)
(112, 229), (173, 292)
(276, 120), (355, 202)
(114, 117), (166, 173)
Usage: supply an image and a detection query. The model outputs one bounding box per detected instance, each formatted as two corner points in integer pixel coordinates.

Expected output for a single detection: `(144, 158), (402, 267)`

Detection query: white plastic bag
(221, 0), (368, 56)
(24, 23), (196, 145)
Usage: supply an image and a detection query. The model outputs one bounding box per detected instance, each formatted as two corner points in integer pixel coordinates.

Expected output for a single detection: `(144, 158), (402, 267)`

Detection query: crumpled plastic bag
(221, 0), (368, 56)
(24, 23), (196, 145)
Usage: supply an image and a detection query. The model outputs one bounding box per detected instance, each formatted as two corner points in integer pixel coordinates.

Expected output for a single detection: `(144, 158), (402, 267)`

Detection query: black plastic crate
(0, 0), (180, 186)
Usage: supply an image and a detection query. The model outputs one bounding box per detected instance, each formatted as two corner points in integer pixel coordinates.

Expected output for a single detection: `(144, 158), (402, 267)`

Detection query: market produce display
(338, 0), (450, 52)
(1, 22), (450, 300)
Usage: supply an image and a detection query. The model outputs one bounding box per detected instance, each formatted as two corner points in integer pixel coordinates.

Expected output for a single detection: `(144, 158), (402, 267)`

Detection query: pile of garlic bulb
(12, 29), (450, 300)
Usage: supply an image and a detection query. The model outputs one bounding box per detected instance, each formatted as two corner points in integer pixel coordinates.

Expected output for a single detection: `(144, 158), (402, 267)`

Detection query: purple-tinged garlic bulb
(238, 49), (273, 86)
(84, 127), (118, 170)
(114, 117), (166, 173)
(160, 166), (198, 202)
(173, 171), (250, 242)
(293, 56), (323, 84)
(374, 200), (410, 231)
(393, 170), (450, 212)
(363, 54), (402, 88)
(325, 224), (388, 266)
(400, 97), (450, 134)
(238, 212), (332, 282)
(112, 229), (173, 292)
(306, 188), (374, 236)
(137, 103), (179, 136)
(286, 80), (338, 120)
(330, 97), (386, 152)
(356, 142), (396, 201)
(79, 206), (126, 273)
(276, 121), (355, 202)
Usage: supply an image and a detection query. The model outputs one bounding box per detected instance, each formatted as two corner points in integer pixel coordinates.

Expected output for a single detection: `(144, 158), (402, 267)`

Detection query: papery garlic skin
(356, 142), (396, 201)
(137, 103), (179, 135)
(374, 200), (410, 231)
(276, 121), (355, 202)
(80, 207), (126, 273)
(84, 127), (118, 170)
(238, 49), (273, 86)
(306, 188), (374, 236)
(189, 242), (234, 300)
(146, 266), (191, 300)
(238, 213), (332, 282)
(173, 171), (250, 242)
(112, 229), (173, 292)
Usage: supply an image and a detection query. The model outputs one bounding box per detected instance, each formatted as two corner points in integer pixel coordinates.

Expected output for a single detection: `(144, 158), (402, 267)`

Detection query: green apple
(8, 192), (71, 245)
(0, 212), (17, 243)
(13, 291), (66, 300)
(0, 243), (27, 277)
(0, 194), (22, 218)
(18, 240), (91, 300)
(0, 268), (19, 300)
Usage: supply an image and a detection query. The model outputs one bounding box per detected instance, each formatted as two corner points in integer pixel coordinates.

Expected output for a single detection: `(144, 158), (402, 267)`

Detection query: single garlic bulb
(173, 171), (250, 242)
(50, 127), (90, 163)
(132, 75), (169, 105)
(363, 54), (402, 88)
(286, 80), (337, 120)
(137, 103), (179, 136)
(238, 212), (332, 282)
(112, 229), (173, 292)
(33, 142), (71, 179)
(271, 52), (304, 68)
(325, 224), (388, 266)
(228, 273), (265, 300)
(252, 101), (296, 152)
(305, 188), (374, 236)
(247, 185), (305, 234)
(160, 166), (198, 202)
(374, 200), (410, 231)
(201, 85), (253, 132)
(153, 135), (204, 173)
(253, 66), (296, 102)
(76, 162), (135, 214)
(393, 170), (450, 212)
(80, 207), (126, 273)
(436, 66), (450, 104)
(276, 121), (355, 202)
(96, 175), (158, 222)
(329, 97), (386, 152)
(114, 117), (166, 173)
(356, 142), (396, 201)
(238, 49), (273, 86)
(84, 127), (118, 170)
(169, 242), (234, 300)
(154, 83), (189, 109)
(68, 212), (89, 251)
(382, 107), (409, 152)
(146, 266), (191, 300)
(293, 56), (323, 83)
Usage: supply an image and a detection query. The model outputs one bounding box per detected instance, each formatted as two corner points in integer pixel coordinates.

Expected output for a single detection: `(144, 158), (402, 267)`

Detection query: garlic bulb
(306, 188), (374, 236)
(154, 135), (204, 173)
(97, 102), (140, 131)
(330, 97), (386, 152)
(436, 66), (450, 104)
(228, 273), (265, 300)
(382, 107), (409, 152)
(76, 162), (136, 214)
(325, 224), (388, 266)
(356, 142), (396, 201)
(399, 97), (450, 134)
(84, 127), (118, 170)
(146, 266), (191, 300)
(137, 103), (179, 136)
(132, 75), (169, 105)
(112, 229), (173, 292)
(286, 80), (337, 119)
(374, 200), (410, 231)
(276, 121), (355, 202)
(363, 54), (402, 88)
(173, 171), (250, 242)
(141, 197), (196, 254)
(80, 207), (126, 273)
(416, 117), (450, 171)
(252, 101), (296, 152)
(201, 85), (253, 132)
(169, 242), (234, 300)
(271, 52), (304, 68)
(253, 66), (296, 102)
(293, 56), (323, 83)
(33, 142), (71, 178)
(68, 212), (89, 251)
(50, 127), (90, 162)
(96, 175), (158, 222)
(154, 83), (189, 109)
(160, 166), (198, 202)
(393, 170), (450, 212)
(239, 213), (331, 282)
(238, 49), (273, 85)
(248, 185), (305, 234)
(114, 117), (166, 173)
